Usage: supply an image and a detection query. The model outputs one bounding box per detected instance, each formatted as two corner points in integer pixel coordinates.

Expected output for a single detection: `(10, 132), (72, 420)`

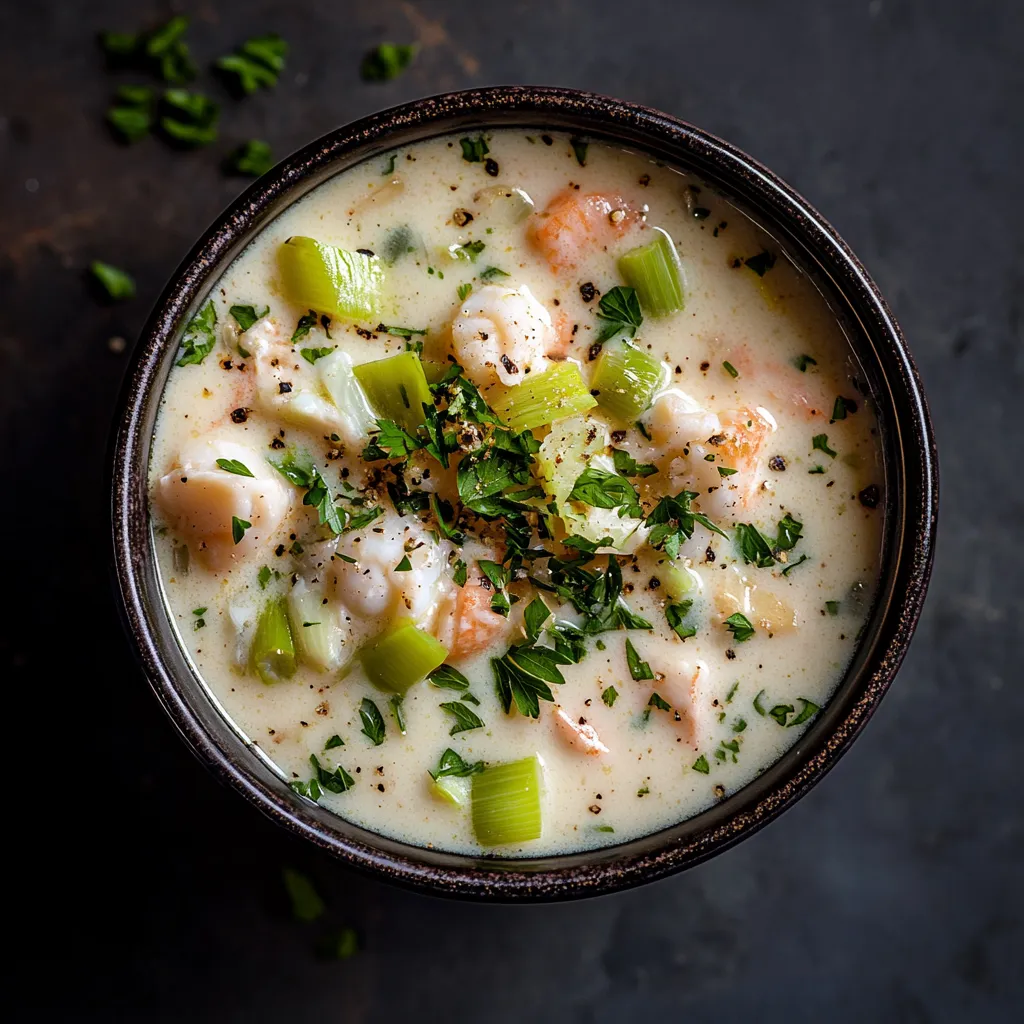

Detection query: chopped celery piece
(279, 235), (384, 321)
(353, 352), (433, 434)
(592, 339), (666, 422)
(431, 775), (472, 806)
(662, 560), (703, 600)
(360, 620), (448, 694)
(287, 582), (344, 672)
(318, 350), (377, 443)
(490, 362), (597, 433)
(251, 598), (297, 685)
(618, 227), (685, 316)
(472, 756), (542, 846)
(537, 416), (609, 505)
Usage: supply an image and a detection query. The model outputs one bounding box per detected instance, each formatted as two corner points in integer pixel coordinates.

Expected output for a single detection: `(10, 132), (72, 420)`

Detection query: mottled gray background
(3, 1), (1021, 1020)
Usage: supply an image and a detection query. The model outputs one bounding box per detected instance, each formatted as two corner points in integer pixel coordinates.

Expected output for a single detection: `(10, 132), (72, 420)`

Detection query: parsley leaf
(394, 555), (412, 572)
(477, 559), (511, 616)
(160, 88), (219, 146)
(289, 753), (354, 798)
(794, 354), (817, 372)
(459, 136), (490, 162)
(493, 644), (570, 719)
(812, 433), (837, 458)
(300, 346), (335, 365)
(216, 34), (288, 94)
(776, 513), (804, 551)
(666, 600), (696, 640)
(105, 85), (155, 143)
(601, 685), (619, 707)
(231, 516), (251, 544)
(692, 754), (710, 774)
(831, 395), (857, 422)
(479, 266), (509, 281)
(90, 260), (136, 300)
(611, 448), (658, 478)
(377, 324), (428, 339)
(389, 694), (407, 734)
(229, 304), (268, 331)
(523, 597), (551, 643)
(570, 137), (588, 166)
(362, 419), (426, 461)
(722, 360), (739, 378)
(291, 309), (320, 342)
(361, 42), (417, 82)
(216, 457), (254, 477)
(226, 139), (273, 176)
(428, 665), (471, 691)
(744, 250), (777, 276)
(781, 554), (809, 576)
(257, 565), (272, 589)
(282, 868), (325, 923)
(569, 466), (642, 516)
(595, 285), (643, 342)
(625, 638), (654, 681)
(825, 600), (840, 616)
(452, 239), (485, 262)
(648, 692), (671, 711)
(176, 299), (218, 366)
(723, 612), (755, 642)
(647, 489), (727, 559)
(358, 698), (386, 745)
(789, 697), (820, 726)
(324, 734), (344, 750)
(429, 748), (484, 780)
(457, 282), (473, 301)
(439, 701), (485, 736)
(735, 523), (776, 568)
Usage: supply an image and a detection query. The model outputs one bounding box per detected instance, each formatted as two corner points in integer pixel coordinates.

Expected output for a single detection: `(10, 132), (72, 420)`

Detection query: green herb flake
(160, 88), (219, 146)
(215, 457), (254, 478)
(216, 34), (288, 94)
(394, 555), (413, 572)
(781, 554), (809, 576)
(176, 299), (218, 366)
(744, 250), (777, 277)
(90, 261), (136, 301)
(753, 689), (768, 716)
(479, 265), (509, 281)
(457, 282), (473, 301)
(429, 747), (484, 780)
(722, 360), (739, 378)
(281, 868), (325, 923)
(257, 565), (272, 589)
(291, 309), (320, 342)
(325, 927), (359, 960)
(647, 692), (671, 712)
(595, 285), (643, 342)
(692, 754), (710, 774)
(831, 395), (858, 422)
(666, 600), (696, 641)
(361, 42), (417, 82)
(637, 785), (650, 797)
(439, 701), (485, 736)
(789, 698), (820, 726)
(231, 516), (251, 545)
(324, 734), (344, 750)
(593, 825), (615, 833)
(459, 136), (490, 162)
(769, 703), (795, 727)
(226, 139), (273, 176)
(812, 434), (838, 459)
(428, 664), (471, 691)
(229, 304), (268, 331)
(625, 638), (655, 681)
(191, 606), (206, 630)
(794, 354), (818, 372)
(389, 694), (407, 734)
(570, 137), (588, 166)
(825, 600), (840, 616)
(808, 465), (826, 475)
(611, 448), (658, 478)
(300, 346), (336, 365)
(601, 685), (619, 707)
(723, 612), (755, 643)
(718, 466), (738, 477)
(452, 240), (485, 262)
(358, 698), (386, 746)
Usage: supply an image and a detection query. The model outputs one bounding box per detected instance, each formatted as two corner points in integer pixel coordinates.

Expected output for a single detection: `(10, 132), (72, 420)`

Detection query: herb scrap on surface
(361, 42), (417, 82)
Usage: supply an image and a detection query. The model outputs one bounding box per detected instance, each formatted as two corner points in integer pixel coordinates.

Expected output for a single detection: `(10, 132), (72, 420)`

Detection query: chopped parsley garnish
(479, 265), (509, 281)
(291, 309), (320, 342)
(257, 565), (272, 589)
(493, 643), (571, 719)
(666, 600), (696, 640)
(358, 698), (386, 746)
(282, 868), (325, 923)
(389, 695), (406, 734)
(477, 559), (512, 616)
(692, 754), (710, 774)
(790, 698), (820, 726)
(723, 612), (755, 642)
(595, 285), (643, 342)
(361, 42), (417, 82)
(625, 638), (654, 681)
(794, 354), (817, 372)
(289, 753), (354, 799)
(808, 465), (826, 474)
(735, 523), (776, 568)
(602, 686), (619, 707)
(229, 304), (268, 331)
(831, 395), (857, 421)
(231, 516), (251, 545)
(100, 16), (195, 84)
(192, 606), (206, 630)
(216, 34), (288, 93)
(429, 747), (484, 780)
(718, 466), (738, 477)
(268, 450), (360, 535)
(776, 513), (803, 551)
(825, 600), (840, 616)
(324, 734), (344, 750)
(377, 324), (428, 339)
(452, 239), (485, 262)
(381, 153), (397, 175)
(459, 135), (490, 162)
(453, 559), (468, 586)
(744, 250), (777, 276)
(90, 260), (136, 300)
(722, 360), (739, 378)
(523, 597), (551, 643)
(647, 692), (671, 712)
(570, 137), (588, 166)
(457, 282), (473, 301)
(428, 664), (471, 691)
(611, 448), (658, 478)
(781, 554), (809, 576)
(300, 345), (335, 364)
(647, 489), (727, 559)
(106, 85), (155, 143)
(176, 299), (217, 365)
(569, 466), (642, 517)
(394, 555), (412, 572)
(812, 433), (837, 458)
(215, 457), (254, 477)
(226, 139), (274, 176)
(593, 825), (615, 833)
(439, 701), (485, 736)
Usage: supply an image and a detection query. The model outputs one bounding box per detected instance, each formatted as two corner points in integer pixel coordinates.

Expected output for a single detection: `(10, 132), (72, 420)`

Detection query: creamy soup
(149, 130), (884, 856)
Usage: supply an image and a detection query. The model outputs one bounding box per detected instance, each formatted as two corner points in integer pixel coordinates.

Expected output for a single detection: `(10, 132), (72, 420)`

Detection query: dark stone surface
(2, 1), (1021, 1020)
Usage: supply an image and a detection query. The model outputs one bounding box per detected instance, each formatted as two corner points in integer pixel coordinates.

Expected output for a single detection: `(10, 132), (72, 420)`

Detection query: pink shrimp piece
(725, 346), (837, 421)
(552, 706), (609, 756)
(547, 310), (576, 359)
(530, 190), (642, 272)
(438, 577), (512, 661)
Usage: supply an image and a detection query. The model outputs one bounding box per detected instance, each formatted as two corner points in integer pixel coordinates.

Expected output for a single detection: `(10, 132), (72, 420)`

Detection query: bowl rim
(110, 85), (938, 902)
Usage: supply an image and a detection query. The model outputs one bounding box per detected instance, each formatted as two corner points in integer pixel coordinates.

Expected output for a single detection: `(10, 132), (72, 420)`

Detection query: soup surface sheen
(150, 130), (884, 856)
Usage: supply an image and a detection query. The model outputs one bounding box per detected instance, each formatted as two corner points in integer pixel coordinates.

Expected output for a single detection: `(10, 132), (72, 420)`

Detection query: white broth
(149, 130), (884, 856)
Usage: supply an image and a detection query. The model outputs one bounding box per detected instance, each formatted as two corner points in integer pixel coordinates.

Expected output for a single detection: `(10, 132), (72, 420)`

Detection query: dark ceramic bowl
(111, 86), (937, 901)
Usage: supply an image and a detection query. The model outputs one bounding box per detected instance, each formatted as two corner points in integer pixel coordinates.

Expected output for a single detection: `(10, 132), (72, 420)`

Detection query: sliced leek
(431, 775), (472, 806)
(536, 416), (609, 505)
(490, 362), (597, 433)
(278, 235), (384, 321)
(318, 349), (377, 443)
(618, 227), (685, 316)
(360, 619), (448, 694)
(287, 582), (345, 672)
(353, 351), (433, 434)
(251, 598), (297, 685)
(471, 755), (542, 846)
(591, 339), (666, 422)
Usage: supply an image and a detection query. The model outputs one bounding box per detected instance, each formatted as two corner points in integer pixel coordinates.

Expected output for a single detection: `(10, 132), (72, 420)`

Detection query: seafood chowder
(150, 131), (883, 856)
